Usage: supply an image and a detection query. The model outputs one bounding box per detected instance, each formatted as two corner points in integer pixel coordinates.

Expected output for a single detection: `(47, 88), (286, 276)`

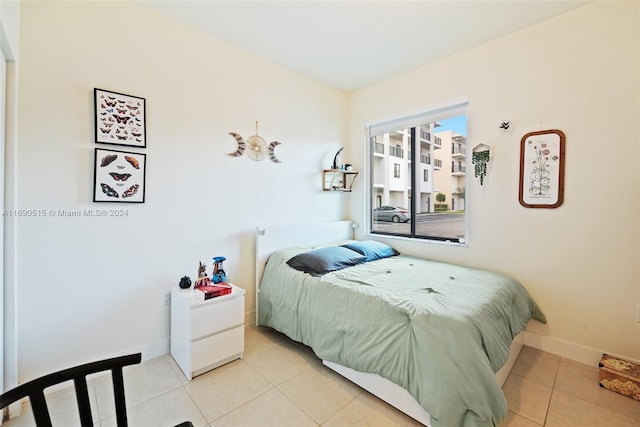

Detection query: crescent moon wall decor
(227, 121), (283, 163)
(268, 141), (282, 163)
(227, 132), (246, 157)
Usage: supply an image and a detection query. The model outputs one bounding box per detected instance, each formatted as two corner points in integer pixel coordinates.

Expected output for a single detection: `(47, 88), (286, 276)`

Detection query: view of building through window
(369, 113), (467, 242)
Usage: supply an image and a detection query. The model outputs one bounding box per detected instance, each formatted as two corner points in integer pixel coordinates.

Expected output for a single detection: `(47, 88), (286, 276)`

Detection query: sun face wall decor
(227, 121), (282, 163)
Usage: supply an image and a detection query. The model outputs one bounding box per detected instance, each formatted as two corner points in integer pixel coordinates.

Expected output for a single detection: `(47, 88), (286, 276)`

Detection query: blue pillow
(342, 240), (399, 262)
(286, 246), (367, 276)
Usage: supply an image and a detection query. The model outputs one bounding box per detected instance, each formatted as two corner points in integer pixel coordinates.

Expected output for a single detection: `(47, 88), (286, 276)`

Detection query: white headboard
(254, 220), (354, 325)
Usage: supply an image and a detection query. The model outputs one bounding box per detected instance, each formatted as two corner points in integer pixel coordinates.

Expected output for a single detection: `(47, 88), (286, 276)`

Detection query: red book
(196, 282), (232, 300)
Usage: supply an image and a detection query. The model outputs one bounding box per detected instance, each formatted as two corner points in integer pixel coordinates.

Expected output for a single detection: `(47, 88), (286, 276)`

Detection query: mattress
(258, 244), (546, 427)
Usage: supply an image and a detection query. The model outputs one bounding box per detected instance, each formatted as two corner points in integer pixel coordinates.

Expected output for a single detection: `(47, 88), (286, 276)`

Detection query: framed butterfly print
(93, 148), (146, 203)
(94, 88), (146, 148)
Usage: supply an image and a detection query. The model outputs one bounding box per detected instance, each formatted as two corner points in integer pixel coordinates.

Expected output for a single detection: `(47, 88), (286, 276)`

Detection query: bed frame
(255, 220), (523, 426)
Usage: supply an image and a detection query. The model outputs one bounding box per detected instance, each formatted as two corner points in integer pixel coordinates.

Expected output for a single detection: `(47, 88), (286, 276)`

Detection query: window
(367, 101), (468, 243)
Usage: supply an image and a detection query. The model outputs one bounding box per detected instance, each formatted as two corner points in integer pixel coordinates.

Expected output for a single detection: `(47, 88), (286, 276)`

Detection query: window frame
(365, 100), (469, 245)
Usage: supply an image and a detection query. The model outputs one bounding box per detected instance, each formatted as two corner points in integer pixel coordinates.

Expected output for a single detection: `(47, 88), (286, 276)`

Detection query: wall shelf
(323, 169), (359, 192)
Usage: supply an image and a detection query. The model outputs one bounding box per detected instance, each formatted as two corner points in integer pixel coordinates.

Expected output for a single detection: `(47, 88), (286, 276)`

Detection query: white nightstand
(170, 284), (245, 380)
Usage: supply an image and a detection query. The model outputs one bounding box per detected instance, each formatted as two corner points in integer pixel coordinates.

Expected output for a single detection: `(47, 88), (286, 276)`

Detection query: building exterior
(433, 129), (466, 211)
(370, 124), (465, 213)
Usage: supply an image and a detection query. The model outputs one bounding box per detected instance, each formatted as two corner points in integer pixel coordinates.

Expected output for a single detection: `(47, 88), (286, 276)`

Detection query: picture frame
(93, 148), (146, 203)
(519, 129), (565, 208)
(94, 88), (146, 148)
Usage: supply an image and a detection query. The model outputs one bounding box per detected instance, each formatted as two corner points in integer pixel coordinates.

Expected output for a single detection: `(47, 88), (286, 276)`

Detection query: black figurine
(179, 276), (192, 289)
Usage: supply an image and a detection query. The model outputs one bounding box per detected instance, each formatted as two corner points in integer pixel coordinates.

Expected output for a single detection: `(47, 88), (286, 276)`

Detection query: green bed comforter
(258, 247), (546, 427)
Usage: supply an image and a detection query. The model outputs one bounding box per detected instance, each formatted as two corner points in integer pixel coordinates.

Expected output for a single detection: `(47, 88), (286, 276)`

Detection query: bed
(255, 221), (545, 427)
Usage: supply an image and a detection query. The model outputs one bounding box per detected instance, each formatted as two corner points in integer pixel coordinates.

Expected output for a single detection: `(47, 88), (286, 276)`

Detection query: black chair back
(0, 353), (141, 427)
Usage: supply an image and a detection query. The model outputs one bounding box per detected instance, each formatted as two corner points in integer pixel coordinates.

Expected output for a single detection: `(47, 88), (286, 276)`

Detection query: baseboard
(246, 310), (256, 326)
(114, 336), (170, 362)
(523, 331), (640, 367)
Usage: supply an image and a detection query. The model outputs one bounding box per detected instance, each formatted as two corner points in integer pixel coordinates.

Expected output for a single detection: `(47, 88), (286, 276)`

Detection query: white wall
(349, 1), (640, 361)
(16, 1), (348, 381)
(1, 0), (20, 404)
(0, 0), (19, 61)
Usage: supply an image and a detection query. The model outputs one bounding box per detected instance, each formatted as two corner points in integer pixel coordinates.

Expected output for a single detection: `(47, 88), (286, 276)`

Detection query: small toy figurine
(211, 256), (228, 284)
(194, 261), (211, 288)
(178, 275), (192, 289)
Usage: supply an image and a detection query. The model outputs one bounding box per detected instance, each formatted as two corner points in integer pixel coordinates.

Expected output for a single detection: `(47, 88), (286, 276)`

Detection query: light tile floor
(4, 326), (639, 426)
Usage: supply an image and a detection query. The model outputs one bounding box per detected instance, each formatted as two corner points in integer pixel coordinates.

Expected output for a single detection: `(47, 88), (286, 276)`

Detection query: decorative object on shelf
(194, 261), (211, 288)
(331, 147), (344, 170)
(211, 256), (228, 284)
(178, 276), (192, 289)
(519, 129), (565, 208)
(323, 169), (359, 192)
(498, 120), (512, 134)
(93, 148), (146, 203)
(471, 143), (491, 185)
(227, 121), (282, 162)
(94, 88), (146, 148)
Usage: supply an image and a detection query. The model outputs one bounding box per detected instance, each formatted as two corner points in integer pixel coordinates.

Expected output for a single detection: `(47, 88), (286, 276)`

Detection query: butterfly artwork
(94, 148), (146, 203)
(122, 184), (140, 198)
(125, 156), (140, 169)
(498, 121), (512, 133)
(109, 172), (131, 181)
(94, 88), (146, 147)
(100, 183), (119, 198)
(100, 154), (118, 167)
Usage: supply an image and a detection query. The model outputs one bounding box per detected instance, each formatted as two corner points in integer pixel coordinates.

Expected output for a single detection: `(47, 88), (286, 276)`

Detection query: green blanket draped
(259, 247), (546, 427)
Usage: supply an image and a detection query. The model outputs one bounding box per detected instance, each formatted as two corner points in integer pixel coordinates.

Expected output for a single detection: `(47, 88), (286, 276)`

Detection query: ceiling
(140, 0), (590, 92)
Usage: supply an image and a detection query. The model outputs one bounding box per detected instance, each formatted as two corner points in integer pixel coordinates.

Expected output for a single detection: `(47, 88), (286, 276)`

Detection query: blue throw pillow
(286, 246), (367, 276)
(342, 240), (399, 262)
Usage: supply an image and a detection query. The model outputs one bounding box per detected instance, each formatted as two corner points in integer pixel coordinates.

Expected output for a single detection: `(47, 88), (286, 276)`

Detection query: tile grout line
(541, 357), (561, 426)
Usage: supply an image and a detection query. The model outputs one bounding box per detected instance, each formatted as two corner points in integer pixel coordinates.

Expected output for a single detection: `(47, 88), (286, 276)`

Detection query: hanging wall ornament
(471, 143), (491, 185)
(227, 121), (283, 163)
(498, 120), (512, 134)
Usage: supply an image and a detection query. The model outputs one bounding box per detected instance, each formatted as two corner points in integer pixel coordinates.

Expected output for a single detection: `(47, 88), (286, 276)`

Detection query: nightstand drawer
(191, 326), (244, 372)
(191, 295), (244, 340)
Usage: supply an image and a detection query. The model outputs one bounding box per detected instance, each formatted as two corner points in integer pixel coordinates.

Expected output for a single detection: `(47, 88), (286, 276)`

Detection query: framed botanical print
(519, 129), (566, 208)
(94, 88), (146, 148)
(93, 148), (146, 203)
